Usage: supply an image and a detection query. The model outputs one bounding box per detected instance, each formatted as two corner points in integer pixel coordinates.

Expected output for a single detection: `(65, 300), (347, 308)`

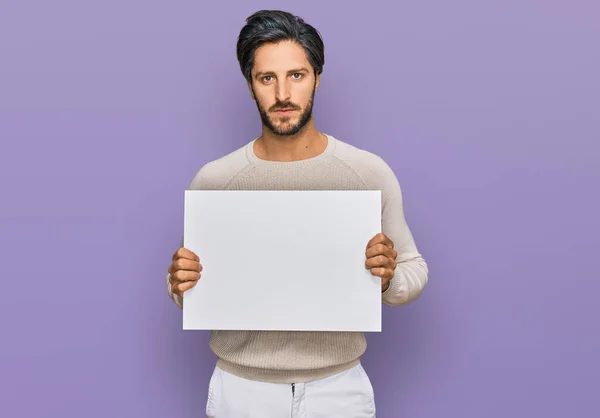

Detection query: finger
(172, 247), (200, 262)
(168, 262), (201, 276)
(173, 258), (202, 273)
(366, 233), (394, 250)
(171, 281), (179, 295)
(365, 244), (397, 260)
(366, 233), (384, 249)
(172, 270), (201, 283)
(177, 280), (198, 294)
(365, 255), (396, 270)
(370, 267), (395, 280)
(380, 234), (394, 248)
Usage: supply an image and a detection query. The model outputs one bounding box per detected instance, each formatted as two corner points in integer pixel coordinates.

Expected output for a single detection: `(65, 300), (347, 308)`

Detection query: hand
(365, 233), (397, 292)
(168, 247), (202, 297)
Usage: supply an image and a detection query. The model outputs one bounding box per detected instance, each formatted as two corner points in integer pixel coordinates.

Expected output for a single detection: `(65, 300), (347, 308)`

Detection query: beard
(253, 83), (316, 136)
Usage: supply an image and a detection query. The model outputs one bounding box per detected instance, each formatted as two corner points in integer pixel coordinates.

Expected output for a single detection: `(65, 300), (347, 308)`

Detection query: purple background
(1, 1), (598, 417)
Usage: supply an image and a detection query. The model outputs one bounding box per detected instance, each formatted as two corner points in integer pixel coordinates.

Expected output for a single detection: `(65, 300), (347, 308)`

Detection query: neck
(254, 120), (327, 162)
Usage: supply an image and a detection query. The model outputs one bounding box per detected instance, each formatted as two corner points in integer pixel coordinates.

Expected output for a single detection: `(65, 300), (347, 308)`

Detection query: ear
(247, 80), (256, 100)
(315, 72), (320, 91)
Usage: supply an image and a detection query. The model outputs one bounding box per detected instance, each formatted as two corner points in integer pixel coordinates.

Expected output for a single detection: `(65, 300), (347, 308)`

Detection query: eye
(291, 73), (302, 79)
(262, 75), (273, 83)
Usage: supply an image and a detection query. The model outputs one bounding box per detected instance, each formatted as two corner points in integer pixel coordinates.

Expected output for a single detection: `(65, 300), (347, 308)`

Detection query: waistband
(215, 358), (361, 384)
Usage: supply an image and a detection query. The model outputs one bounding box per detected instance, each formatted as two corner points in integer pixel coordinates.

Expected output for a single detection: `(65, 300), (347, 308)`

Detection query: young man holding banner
(166, 9), (428, 417)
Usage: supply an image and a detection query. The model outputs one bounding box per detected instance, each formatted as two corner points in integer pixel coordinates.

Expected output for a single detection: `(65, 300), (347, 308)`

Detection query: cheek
(256, 95), (271, 109)
(255, 90), (274, 107)
(297, 87), (314, 105)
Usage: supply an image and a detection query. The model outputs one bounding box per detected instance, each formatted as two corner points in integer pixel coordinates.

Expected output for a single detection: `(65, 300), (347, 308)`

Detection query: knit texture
(166, 134), (428, 383)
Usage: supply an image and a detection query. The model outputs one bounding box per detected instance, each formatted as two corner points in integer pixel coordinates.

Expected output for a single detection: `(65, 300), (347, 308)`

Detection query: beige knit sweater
(166, 134), (428, 383)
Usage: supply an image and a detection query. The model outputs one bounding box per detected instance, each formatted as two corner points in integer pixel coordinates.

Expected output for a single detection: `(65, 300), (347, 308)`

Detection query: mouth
(273, 108), (296, 114)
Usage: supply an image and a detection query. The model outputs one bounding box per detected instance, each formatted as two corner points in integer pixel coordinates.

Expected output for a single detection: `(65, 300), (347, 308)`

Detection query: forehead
(252, 40), (310, 74)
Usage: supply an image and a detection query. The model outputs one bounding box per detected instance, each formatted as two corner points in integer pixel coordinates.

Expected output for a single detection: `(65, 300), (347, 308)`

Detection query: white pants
(205, 363), (377, 417)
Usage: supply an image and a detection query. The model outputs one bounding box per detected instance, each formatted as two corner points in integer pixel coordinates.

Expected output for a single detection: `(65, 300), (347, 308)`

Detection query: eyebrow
(254, 67), (310, 79)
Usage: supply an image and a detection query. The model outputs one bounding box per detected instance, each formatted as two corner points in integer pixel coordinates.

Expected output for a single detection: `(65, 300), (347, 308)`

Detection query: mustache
(269, 101), (301, 112)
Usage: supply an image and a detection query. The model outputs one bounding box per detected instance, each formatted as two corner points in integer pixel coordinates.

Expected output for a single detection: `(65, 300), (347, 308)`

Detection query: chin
(271, 120), (298, 132)
(271, 125), (302, 136)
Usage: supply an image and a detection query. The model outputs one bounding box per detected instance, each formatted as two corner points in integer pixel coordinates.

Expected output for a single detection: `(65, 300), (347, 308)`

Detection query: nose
(275, 79), (291, 103)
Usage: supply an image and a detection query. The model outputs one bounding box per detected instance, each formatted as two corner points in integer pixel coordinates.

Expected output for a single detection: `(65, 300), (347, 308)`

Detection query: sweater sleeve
(373, 158), (429, 306)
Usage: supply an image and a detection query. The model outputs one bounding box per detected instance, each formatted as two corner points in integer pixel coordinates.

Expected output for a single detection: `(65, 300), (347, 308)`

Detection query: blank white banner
(182, 190), (382, 332)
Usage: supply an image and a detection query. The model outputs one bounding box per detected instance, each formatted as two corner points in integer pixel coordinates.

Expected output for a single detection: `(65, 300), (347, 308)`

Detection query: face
(249, 40), (319, 136)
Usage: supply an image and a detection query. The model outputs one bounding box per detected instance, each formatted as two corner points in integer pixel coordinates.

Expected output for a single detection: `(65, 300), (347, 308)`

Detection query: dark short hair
(236, 10), (325, 82)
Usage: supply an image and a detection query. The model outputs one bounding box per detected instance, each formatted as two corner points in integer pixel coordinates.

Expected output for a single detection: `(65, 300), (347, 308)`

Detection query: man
(166, 9), (428, 417)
